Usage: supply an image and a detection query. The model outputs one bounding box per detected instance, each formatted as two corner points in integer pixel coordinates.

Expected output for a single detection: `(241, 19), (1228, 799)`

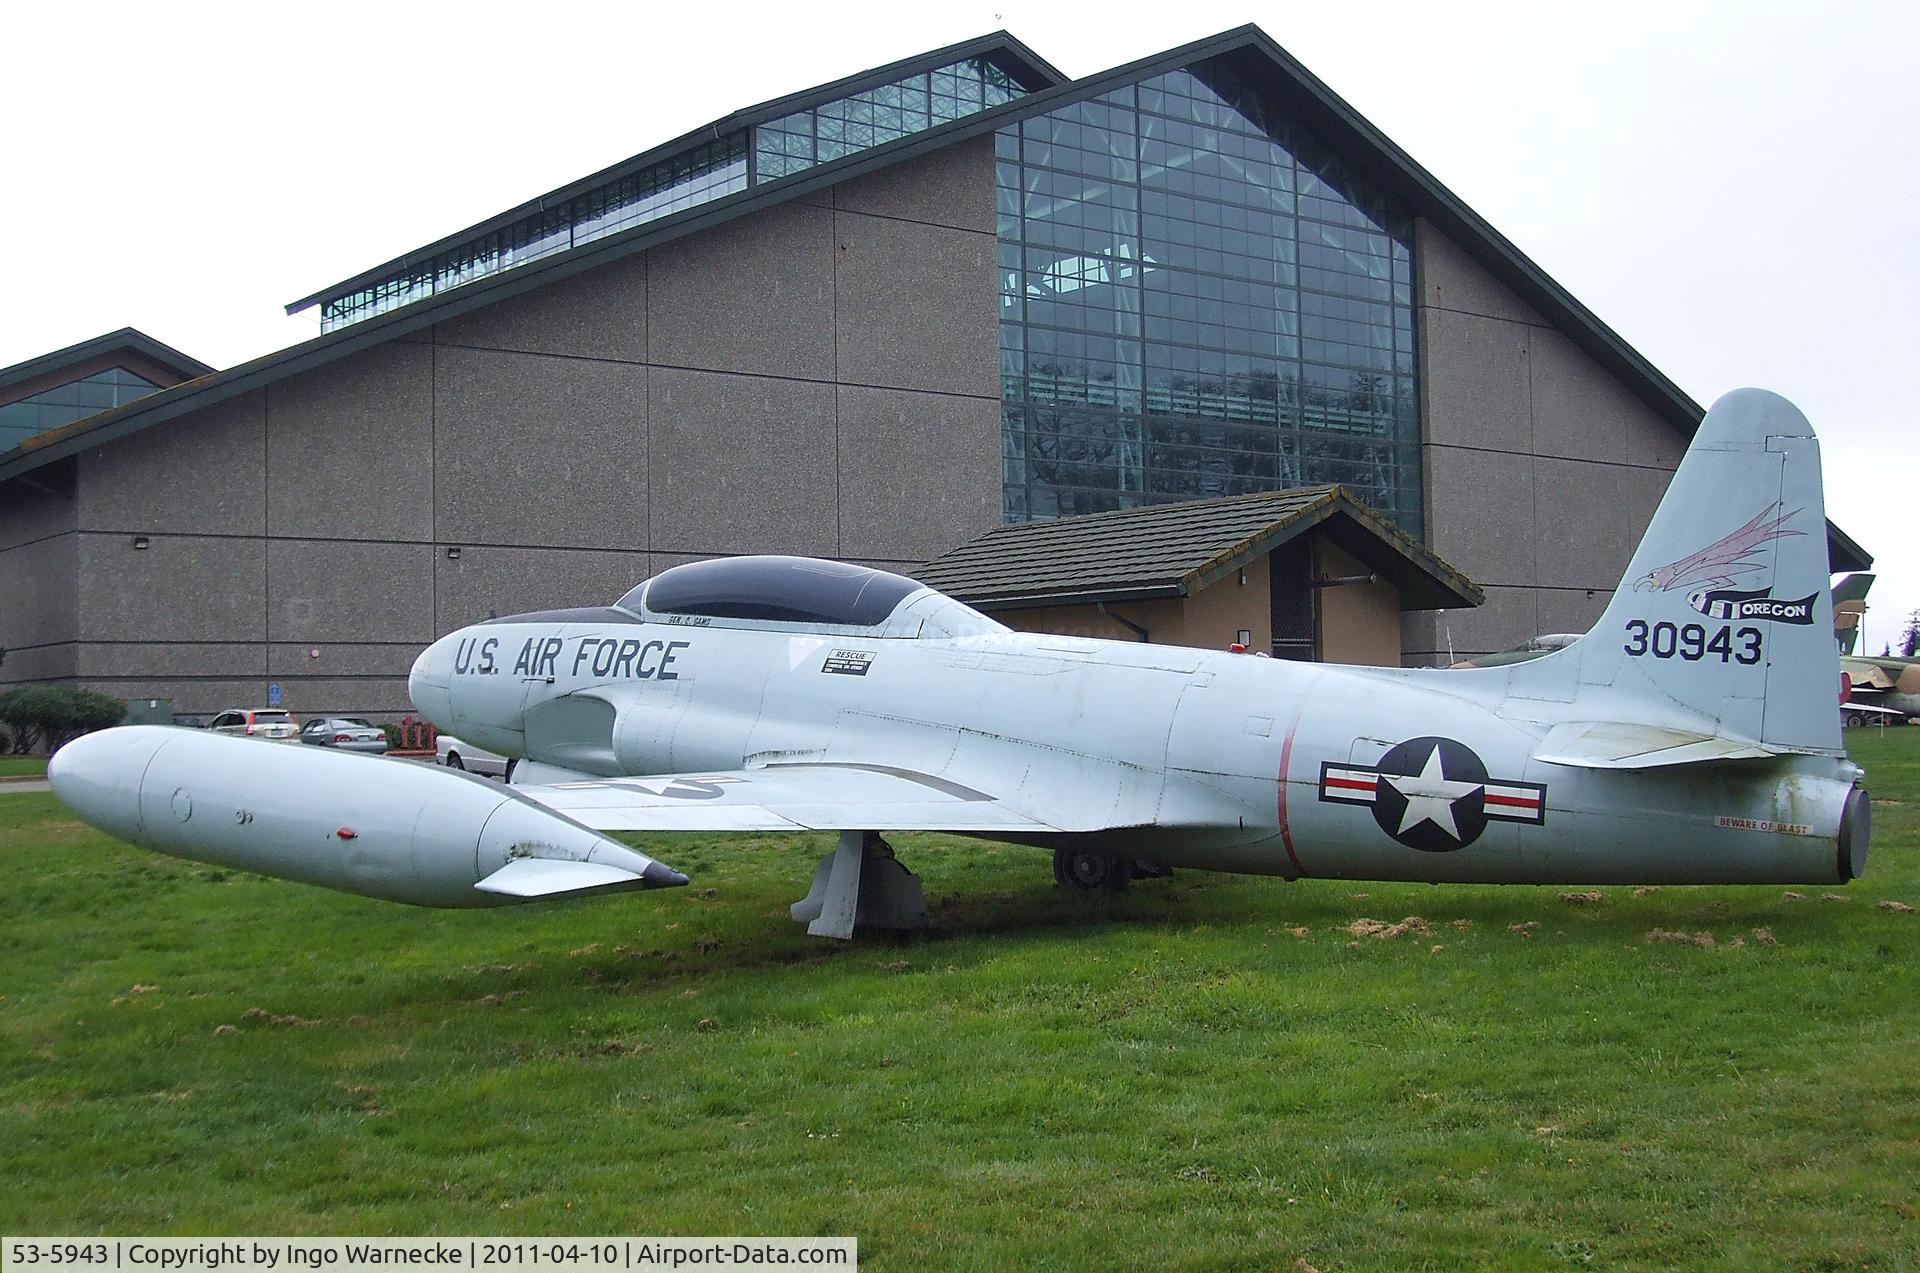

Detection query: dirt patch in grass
(1344, 916), (1430, 940)
(1561, 891), (1605, 905)
(1647, 928), (1716, 948)
(241, 1007), (323, 1027)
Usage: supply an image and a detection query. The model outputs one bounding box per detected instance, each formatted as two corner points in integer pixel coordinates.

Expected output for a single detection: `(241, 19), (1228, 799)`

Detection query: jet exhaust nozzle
(1838, 783), (1871, 882)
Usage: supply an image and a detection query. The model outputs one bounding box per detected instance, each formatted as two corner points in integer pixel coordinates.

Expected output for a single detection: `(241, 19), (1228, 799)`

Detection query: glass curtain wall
(0, 367), (161, 449)
(996, 56), (1422, 536)
(319, 55), (1032, 333)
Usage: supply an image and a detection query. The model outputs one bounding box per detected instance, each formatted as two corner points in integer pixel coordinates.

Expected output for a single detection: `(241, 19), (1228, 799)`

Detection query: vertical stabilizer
(1516, 389), (1841, 754)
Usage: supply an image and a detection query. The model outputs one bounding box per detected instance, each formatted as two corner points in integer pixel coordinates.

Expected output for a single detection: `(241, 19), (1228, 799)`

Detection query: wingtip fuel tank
(49, 725), (687, 905)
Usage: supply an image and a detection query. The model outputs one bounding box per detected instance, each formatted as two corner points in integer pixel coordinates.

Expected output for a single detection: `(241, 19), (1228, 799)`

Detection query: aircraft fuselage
(410, 613), (1864, 887)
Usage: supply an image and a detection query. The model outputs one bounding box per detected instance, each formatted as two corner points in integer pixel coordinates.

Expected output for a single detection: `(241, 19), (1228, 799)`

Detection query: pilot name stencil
(1319, 736), (1545, 853)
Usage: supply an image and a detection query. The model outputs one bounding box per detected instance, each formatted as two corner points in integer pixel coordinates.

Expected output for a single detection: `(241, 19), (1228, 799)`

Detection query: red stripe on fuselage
(1277, 720), (1305, 878)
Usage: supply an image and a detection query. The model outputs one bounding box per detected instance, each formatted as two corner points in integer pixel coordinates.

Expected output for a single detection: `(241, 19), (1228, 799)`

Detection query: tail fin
(1518, 388), (1840, 756)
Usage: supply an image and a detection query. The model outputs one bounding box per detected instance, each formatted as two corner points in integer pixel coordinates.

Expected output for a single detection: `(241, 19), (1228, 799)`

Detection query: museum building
(0, 25), (1870, 715)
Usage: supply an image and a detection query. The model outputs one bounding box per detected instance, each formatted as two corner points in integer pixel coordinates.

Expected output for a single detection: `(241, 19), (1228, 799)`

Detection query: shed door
(1269, 539), (1318, 661)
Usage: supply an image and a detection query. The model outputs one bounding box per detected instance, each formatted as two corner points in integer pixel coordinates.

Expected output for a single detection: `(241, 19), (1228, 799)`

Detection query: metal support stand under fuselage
(790, 830), (928, 940)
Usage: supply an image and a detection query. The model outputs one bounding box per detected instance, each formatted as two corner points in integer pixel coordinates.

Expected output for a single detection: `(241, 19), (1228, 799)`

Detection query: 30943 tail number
(1624, 620), (1761, 664)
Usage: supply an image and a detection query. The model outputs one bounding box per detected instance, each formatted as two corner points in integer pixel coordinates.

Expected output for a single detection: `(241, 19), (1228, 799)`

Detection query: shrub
(0, 685), (129, 753)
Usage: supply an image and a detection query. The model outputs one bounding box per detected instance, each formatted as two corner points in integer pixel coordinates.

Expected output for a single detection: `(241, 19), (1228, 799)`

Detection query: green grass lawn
(0, 755), (47, 777)
(3, 737), (1918, 1268)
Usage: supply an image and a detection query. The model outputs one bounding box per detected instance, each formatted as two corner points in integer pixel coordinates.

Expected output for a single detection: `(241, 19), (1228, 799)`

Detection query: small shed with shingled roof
(915, 485), (1483, 665)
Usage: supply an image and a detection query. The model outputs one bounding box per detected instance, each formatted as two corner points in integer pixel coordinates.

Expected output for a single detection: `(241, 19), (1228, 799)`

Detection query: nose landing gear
(792, 830), (929, 939)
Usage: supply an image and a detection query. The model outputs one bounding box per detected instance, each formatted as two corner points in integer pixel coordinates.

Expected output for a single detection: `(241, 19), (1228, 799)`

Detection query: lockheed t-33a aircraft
(51, 389), (1869, 939)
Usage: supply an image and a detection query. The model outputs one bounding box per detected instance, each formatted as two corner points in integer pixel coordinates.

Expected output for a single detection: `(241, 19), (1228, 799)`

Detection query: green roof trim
(0, 327), (211, 399)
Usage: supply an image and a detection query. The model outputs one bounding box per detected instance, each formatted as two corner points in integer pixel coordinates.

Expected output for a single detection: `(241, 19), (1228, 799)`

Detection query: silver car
(434, 733), (509, 777)
(207, 708), (299, 742)
(299, 717), (389, 754)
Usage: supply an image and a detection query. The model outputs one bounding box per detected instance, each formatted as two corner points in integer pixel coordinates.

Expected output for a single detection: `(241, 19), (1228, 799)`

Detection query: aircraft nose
(49, 725), (173, 843)
(409, 636), (456, 727)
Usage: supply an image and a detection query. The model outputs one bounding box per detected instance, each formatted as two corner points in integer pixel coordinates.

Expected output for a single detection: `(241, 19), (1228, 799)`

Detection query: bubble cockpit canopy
(613, 555), (1004, 638)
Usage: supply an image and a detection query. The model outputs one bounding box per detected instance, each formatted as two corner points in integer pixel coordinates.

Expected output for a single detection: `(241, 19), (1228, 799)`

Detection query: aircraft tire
(1053, 847), (1131, 891)
(447, 752), (465, 770)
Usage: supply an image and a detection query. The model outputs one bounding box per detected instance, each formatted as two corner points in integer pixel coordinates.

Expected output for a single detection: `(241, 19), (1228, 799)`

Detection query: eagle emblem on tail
(1633, 502), (1802, 593)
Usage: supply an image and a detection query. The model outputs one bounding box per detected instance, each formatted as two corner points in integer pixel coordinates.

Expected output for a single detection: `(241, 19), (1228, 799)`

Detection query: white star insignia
(1384, 746), (1483, 841)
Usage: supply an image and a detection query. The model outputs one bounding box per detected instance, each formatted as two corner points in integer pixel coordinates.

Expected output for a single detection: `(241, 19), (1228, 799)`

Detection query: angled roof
(0, 22), (1870, 573)
(283, 30), (1066, 315)
(915, 486), (1485, 613)
(0, 327), (211, 400)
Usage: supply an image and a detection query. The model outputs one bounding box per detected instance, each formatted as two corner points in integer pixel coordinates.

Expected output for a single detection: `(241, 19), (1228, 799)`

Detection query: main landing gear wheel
(1053, 847), (1132, 891)
(446, 752), (465, 770)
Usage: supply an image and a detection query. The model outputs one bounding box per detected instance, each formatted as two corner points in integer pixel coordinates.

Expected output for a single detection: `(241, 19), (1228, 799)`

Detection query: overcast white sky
(4, 0), (1916, 649)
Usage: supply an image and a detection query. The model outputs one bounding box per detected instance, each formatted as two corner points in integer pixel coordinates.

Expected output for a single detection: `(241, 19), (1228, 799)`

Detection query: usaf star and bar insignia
(1318, 736), (1545, 853)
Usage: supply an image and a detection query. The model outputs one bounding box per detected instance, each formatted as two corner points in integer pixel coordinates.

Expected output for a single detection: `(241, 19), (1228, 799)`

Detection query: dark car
(298, 717), (389, 755)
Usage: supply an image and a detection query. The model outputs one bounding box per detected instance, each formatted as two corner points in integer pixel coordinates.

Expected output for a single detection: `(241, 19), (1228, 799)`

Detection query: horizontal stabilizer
(1532, 721), (1783, 770)
(475, 856), (687, 898)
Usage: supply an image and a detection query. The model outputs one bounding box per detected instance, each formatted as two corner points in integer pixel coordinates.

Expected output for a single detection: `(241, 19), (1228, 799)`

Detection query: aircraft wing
(513, 763), (1066, 834)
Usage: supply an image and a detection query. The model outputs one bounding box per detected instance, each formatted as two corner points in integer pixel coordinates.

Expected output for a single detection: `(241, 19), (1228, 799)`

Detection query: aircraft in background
(1448, 633), (1582, 670)
(51, 389), (1870, 940)
(1840, 654), (1920, 726)
(1833, 572), (1875, 655)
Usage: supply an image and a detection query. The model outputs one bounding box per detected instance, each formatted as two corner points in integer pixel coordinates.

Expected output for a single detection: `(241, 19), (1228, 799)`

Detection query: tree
(1902, 611), (1920, 659)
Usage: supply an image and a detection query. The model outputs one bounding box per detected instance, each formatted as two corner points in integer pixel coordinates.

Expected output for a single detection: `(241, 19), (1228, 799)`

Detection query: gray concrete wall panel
(434, 546), (656, 634)
(0, 533), (77, 652)
(1527, 328), (1689, 468)
(832, 135), (997, 234)
(265, 540), (434, 645)
(1534, 457), (1671, 591)
(78, 392), (265, 536)
(1417, 223), (1549, 327)
(833, 211), (998, 397)
(267, 342), (433, 541)
(77, 532), (263, 644)
(1423, 447), (1536, 587)
(1421, 308), (1533, 453)
(2, 644), (75, 684)
(435, 252), (647, 362)
(647, 202), (836, 380)
(76, 643), (268, 679)
(1535, 585), (1612, 639)
(0, 473), (74, 551)
(433, 348), (648, 550)
(835, 386), (1001, 561)
(1416, 216), (1690, 662)
(267, 643), (421, 679)
(648, 369), (838, 557)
